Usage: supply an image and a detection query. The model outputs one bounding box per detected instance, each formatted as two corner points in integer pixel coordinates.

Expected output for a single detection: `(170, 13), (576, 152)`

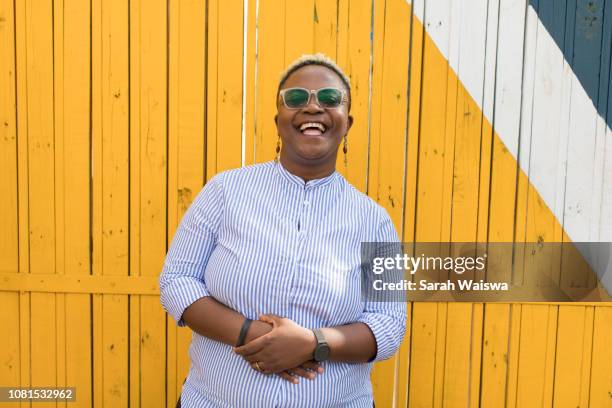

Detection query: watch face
(314, 344), (330, 362)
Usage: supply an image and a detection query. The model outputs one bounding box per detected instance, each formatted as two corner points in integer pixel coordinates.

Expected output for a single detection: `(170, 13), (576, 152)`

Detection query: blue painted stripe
(530, 0), (611, 128)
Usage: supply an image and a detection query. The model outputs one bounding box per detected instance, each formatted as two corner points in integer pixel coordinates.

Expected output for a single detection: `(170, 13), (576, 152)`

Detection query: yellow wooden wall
(0, 0), (610, 407)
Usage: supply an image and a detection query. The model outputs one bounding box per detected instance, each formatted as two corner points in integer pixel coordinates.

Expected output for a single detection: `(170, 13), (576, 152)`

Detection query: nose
(303, 92), (325, 113)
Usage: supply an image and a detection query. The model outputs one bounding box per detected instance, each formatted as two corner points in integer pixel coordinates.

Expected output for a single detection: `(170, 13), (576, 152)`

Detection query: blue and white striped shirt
(160, 161), (406, 408)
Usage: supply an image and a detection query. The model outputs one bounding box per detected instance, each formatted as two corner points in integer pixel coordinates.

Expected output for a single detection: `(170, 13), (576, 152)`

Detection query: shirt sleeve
(159, 174), (225, 327)
(357, 212), (407, 362)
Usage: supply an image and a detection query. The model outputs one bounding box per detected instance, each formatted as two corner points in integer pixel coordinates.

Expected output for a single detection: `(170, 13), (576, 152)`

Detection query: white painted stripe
(494, 0), (527, 158)
(416, 4), (612, 245)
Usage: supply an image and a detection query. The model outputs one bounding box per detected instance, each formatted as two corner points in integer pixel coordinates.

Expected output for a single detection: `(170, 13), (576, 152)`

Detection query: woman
(160, 53), (406, 407)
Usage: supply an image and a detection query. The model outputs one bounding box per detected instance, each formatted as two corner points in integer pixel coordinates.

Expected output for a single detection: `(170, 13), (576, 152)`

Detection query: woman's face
(275, 65), (353, 169)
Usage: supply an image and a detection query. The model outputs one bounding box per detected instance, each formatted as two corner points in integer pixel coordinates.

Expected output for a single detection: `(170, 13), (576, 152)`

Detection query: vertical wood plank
(130, 0), (168, 406)
(244, 0), (257, 166)
(206, 0), (243, 176)
(313, 0), (337, 59)
(253, 0), (285, 164)
(368, 0), (410, 405)
(167, 0), (206, 405)
(0, 0), (21, 393)
(25, 0), (57, 403)
(479, 304), (511, 407)
(284, 0), (314, 62)
(408, 302), (439, 407)
(589, 306), (612, 407)
(61, 0), (94, 390)
(552, 306), (594, 407)
(515, 304), (558, 406)
(14, 0), (32, 399)
(335, 0), (372, 192)
(92, 0), (130, 404)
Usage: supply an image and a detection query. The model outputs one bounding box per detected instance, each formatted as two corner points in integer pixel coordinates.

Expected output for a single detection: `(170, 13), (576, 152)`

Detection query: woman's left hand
(233, 314), (317, 374)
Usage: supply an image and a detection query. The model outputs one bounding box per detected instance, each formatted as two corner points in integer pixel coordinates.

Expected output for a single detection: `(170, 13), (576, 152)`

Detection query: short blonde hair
(277, 53), (351, 110)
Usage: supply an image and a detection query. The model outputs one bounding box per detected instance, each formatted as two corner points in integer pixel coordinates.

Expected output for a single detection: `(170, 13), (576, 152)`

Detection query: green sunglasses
(279, 87), (348, 109)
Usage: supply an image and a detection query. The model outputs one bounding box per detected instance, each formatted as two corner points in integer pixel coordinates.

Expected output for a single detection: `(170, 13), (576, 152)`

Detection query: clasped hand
(233, 314), (322, 384)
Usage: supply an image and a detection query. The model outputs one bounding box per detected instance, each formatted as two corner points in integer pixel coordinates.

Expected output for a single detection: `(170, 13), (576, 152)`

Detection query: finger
(258, 315), (280, 326)
(291, 367), (316, 380)
(301, 361), (324, 374)
(233, 334), (269, 356)
(240, 350), (268, 364)
(277, 371), (299, 385)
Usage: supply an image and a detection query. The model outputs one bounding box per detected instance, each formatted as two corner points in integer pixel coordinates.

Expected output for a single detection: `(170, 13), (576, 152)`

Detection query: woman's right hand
(278, 361), (324, 384)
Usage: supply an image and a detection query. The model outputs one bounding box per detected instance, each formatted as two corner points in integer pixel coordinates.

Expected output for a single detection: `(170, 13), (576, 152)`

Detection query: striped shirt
(159, 161), (406, 408)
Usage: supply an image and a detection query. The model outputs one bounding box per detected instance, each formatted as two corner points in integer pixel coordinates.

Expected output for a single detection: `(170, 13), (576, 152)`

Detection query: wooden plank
(368, 0), (411, 406)
(25, 0), (57, 401)
(442, 303), (474, 406)
(0, 0), (21, 393)
(408, 302), (439, 407)
(433, 303), (447, 408)
(367, 0), (409, 232)
(479, 304), (511, 407)
(284, 0), (314, 62)
(504, 304), (522, 407)
(552, 305), (594, 407)
(243, 0), (257, 165)
(92, 0), (130, 404)
(468, 303), (484, 408)
(313, 0), (337, 58)
(130, 0), (168, 406)
(414, 0), (452, 243)
(335, 0), (372, 194)
(514, 304), (558, 406)
(206, 0), (243, 175)
(205, 0), (219, 175)
(449, 0), (487, 244)
(167, 0), (206, 404)
(52, 3), (67, 405)
(397, 0), (422, 406)
(253, 0), (285, 163)
(525, 0), (569, 285)
(0, 0), (18, 274)
(53, 0), (93, 405)
(14, 0), (32, 398)
(589, 306), (612, 407)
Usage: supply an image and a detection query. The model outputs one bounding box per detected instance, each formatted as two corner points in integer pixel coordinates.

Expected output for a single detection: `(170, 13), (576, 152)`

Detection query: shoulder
(208, 161), (276, 190)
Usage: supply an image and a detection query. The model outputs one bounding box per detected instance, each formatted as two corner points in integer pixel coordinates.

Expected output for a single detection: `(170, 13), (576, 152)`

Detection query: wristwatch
(312, 328), (330, 362)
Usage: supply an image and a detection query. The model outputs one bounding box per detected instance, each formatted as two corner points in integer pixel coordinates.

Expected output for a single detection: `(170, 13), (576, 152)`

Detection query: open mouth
(298, 122), (328, 136)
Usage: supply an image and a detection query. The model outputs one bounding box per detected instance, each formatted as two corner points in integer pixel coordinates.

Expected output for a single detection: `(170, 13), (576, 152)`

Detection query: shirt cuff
(160, 276), (211, 327)
(358, 312), (405, 362)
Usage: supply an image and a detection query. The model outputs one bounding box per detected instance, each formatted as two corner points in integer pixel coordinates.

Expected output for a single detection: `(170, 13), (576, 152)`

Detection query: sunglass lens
(317, 88), (342, 107)
(284, 89), (310, 108)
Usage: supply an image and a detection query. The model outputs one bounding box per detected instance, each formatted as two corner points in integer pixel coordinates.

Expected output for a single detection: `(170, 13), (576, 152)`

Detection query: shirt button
(303, 200), (310, 206)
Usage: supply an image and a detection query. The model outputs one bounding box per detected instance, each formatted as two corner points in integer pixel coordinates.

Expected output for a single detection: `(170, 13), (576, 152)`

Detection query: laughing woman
(159, 53), (406, 408)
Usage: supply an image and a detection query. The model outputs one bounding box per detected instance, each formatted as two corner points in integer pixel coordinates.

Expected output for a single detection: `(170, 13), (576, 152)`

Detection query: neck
(279, 155), (336, 182)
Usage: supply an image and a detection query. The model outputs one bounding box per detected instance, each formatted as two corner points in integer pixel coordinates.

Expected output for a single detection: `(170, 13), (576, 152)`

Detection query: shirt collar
(274, 160), (340, 189)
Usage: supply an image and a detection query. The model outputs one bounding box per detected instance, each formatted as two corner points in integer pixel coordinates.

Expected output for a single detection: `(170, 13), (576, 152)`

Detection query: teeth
(299, 122), (326, 132)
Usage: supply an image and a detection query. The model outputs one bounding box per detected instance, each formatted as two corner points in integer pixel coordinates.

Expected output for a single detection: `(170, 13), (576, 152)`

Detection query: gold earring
(275, 136), (281, 163)
(343, 135), (348, 166)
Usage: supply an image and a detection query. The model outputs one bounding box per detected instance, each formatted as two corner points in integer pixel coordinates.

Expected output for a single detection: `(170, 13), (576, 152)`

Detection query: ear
(346, 115), (354, 133)
(274, 114), (278, 126)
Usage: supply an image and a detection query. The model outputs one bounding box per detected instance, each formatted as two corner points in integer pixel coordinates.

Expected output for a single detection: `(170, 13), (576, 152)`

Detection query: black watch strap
(236, 318), (252, 347)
